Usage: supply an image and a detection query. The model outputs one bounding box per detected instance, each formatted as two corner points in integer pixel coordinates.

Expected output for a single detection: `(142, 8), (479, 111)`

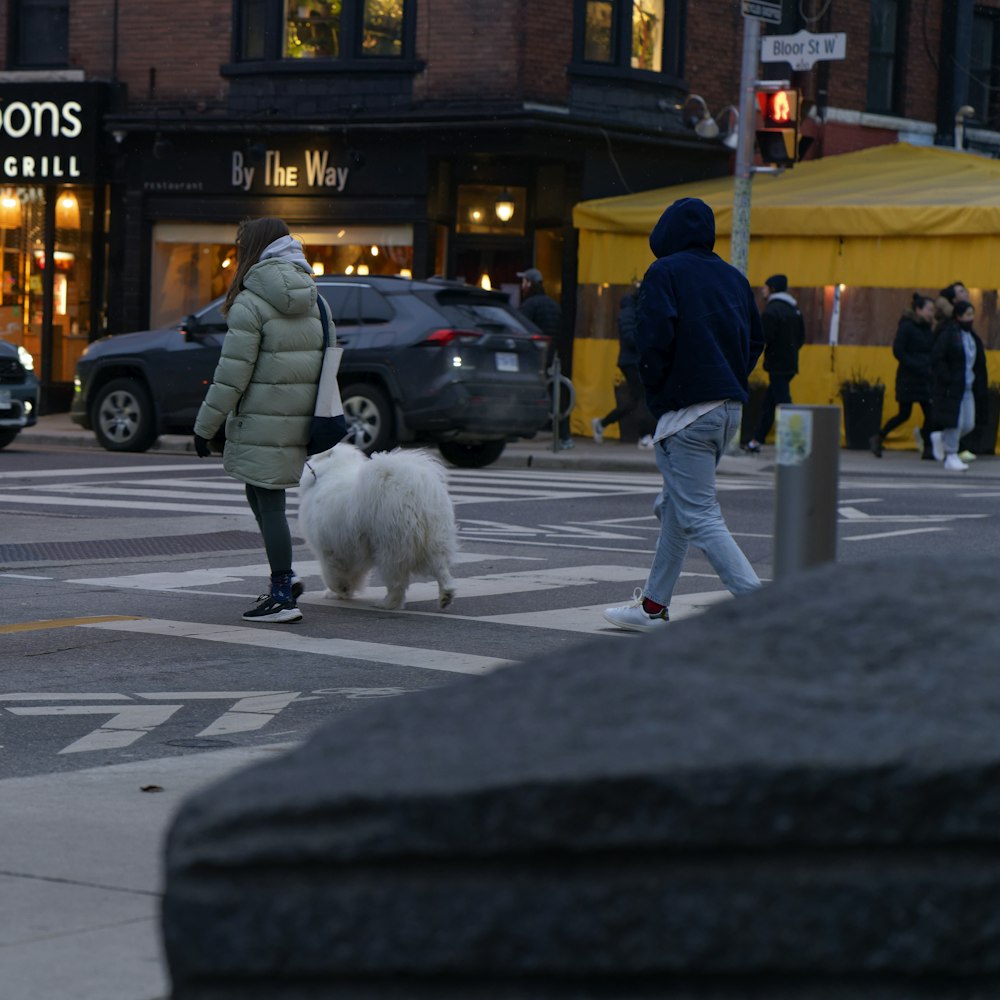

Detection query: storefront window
(149, 223), (414, 329)
(0, 186), (94, 383)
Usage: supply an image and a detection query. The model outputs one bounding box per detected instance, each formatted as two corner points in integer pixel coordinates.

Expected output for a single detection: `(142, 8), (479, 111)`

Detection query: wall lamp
(683, 94), (720, 139)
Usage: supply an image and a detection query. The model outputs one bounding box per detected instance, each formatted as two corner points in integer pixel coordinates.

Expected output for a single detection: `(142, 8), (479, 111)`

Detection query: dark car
(71, 276), (552, 468)
(0, 339), (40, 449)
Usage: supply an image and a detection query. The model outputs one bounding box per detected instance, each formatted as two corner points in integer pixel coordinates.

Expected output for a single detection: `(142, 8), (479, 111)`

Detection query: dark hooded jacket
(635, 198), (764, 419)
(891, 309), (934, 404)
(930, 319), (987, 429)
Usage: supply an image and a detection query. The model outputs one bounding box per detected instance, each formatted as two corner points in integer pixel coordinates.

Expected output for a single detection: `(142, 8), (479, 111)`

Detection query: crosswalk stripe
(76, 618), (513, 675)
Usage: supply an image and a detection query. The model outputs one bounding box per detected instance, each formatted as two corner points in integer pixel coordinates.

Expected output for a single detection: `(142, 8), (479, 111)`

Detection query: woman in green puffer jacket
(193, 217), (324, 624)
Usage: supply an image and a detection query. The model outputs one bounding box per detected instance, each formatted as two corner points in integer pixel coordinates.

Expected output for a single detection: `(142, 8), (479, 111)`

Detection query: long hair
(222, 217), (291, 315)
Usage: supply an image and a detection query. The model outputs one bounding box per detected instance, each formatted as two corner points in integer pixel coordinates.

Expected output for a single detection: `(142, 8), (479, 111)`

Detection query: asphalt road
(3, 443), (999, 780)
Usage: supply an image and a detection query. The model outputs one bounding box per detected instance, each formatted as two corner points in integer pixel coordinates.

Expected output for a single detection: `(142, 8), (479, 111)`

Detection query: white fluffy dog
(297, 443), (457, 610)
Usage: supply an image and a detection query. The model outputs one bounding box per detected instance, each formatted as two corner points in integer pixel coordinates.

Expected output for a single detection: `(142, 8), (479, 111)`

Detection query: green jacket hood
(242, 257), (317, 317)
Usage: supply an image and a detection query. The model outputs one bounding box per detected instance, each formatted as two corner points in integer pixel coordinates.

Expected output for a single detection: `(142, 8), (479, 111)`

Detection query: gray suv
(71, 276), (552, 468)
(0, 339), (39, 449)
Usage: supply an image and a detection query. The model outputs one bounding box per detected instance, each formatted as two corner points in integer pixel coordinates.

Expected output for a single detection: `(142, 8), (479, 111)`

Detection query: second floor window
(867, 0), (903, 114)
(10, 0), (69, 67)
(237, 0), (408, 63)
(970, 7), (1000, 128)
(579, 0), (677, 76)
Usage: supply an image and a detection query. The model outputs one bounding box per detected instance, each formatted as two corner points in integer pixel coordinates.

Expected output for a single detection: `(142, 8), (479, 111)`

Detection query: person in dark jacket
(602, 197), (764, 632)
(591, 287), (655, 447)
(933, 280), (969, 333)
(869, 293), (935, 458)
(517, 267), (573, 449)
(928, 299), (988, 472)
(744, 274), (806, 453)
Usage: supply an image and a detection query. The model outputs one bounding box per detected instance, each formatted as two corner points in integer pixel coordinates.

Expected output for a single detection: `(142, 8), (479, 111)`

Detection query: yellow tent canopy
(573, 142), (1000, 288)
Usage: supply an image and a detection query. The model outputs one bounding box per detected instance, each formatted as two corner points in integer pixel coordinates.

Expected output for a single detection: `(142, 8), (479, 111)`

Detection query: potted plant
(838, 372), (885, 450)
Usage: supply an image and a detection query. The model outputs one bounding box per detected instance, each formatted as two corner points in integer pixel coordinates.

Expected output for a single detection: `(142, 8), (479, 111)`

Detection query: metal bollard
(551, 354), (562, 453)
(773, 405), (840, 580)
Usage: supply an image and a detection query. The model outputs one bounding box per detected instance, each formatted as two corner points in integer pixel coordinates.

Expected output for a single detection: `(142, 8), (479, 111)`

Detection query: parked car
(0, 339), (40, 449)
(71, 276), (552, 468)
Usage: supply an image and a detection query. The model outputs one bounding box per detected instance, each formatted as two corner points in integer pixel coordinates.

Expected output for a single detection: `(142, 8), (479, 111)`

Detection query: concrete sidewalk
(0, 744), (293, 1000)
(14, 410), (1000, 481)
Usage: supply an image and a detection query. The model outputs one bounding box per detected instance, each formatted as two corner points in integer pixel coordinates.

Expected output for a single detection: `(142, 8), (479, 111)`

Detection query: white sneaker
(591, 417), (604, 444)
(944, 454), (969, 471)
(637, 434), (654, 449)
(602, 589), (669, 632)
(930, 431), (945, 462)
(958, 450), (977, 462)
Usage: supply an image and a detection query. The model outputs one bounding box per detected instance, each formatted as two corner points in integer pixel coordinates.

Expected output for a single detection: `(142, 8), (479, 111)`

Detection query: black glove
(193, 434), (212, 458)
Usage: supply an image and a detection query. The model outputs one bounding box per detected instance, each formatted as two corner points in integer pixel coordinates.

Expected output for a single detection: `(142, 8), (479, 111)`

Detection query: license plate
(495, 352), (519, 372)
(0, 389), (10, 409)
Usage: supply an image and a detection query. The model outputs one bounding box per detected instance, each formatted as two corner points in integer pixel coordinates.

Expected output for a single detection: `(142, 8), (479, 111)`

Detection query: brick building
(0, 0), (997, 411)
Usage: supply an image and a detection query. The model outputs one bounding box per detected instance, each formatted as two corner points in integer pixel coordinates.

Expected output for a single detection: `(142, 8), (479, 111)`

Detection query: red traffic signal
(757, 89), (800, 128)
(755, 88), (802, 167)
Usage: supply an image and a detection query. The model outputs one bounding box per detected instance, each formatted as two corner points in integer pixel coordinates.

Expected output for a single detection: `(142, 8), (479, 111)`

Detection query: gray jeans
(942, 390), (976, 455)
(644, 401), (760, 607)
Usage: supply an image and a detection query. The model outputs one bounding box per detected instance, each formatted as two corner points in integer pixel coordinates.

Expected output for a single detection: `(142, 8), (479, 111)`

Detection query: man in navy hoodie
(603, 197), (764, 631)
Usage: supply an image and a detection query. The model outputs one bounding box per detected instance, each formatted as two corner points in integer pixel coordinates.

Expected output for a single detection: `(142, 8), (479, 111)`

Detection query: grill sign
(0, 83), (105, 183)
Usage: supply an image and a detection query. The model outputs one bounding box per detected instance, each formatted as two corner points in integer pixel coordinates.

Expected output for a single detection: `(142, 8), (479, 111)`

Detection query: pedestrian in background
(744, 274), (805, 454)
(929, 298), (987, 472)
(193, 217), (324, 623)
(602, 197), (764, 632)
(869, 292), (935, 459)
(591, 284), (655, 448)
(933, 280), (970, 332)
(517, 267), (573, 450)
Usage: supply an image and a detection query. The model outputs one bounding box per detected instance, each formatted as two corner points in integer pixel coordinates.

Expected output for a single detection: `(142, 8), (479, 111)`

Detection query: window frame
(8, 0), (70, 68)
(866, 0), (907, 116)
(969, 6), (1000, 128)
(571, 0), (684, 83)
(228, 0), (417, 70)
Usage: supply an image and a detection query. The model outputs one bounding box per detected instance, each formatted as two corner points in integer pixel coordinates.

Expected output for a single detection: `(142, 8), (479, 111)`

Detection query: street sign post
(761, 30), (847, 71)
(742, 0), (782, 24)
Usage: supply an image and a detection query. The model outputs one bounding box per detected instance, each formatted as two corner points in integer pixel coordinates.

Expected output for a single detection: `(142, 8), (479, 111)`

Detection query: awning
(573, 142), (1000, 288)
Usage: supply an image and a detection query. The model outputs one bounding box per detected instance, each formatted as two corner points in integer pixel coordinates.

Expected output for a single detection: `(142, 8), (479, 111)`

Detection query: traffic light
(755, 88), (801, 167)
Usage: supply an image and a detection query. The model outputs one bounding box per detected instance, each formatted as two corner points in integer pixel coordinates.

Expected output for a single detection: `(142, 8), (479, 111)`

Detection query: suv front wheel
(341, 382), (394, 454)
(438, 439), (506, 469)
(92, 377), (158, 452)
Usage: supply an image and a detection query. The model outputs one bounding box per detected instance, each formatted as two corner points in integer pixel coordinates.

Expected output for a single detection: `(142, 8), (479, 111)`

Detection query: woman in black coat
(929, 299), (988, 472)
(870, 293), (936, 458)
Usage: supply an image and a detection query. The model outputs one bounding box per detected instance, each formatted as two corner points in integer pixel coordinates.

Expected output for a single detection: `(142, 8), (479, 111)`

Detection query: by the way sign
(761, 30), (847, 70)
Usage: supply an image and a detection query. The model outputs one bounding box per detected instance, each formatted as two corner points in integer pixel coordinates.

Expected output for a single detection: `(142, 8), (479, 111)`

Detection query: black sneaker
(869, 433), (882, 458)
(242, 594), (303, 623)
(291, 575), (304, 600)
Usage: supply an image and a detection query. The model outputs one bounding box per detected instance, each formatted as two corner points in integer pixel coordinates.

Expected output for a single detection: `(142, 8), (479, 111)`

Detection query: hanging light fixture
(56, 192), (80, 228)
(494, 190), (515, 223)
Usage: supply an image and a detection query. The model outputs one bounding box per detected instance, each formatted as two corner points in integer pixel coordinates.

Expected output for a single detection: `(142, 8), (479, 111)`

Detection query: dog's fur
(297, 443), (457, 610)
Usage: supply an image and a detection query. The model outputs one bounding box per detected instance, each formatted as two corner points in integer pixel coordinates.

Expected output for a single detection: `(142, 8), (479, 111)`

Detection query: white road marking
(0, 693), (131, 701)
(478, 590), (733, 632)
(841, 527), (948, 542)
(0, 463), (201, 480)
(77, 618), (512, 675)
(838, 505), (986, 523)
(6, 704), (183, 753)
(0, 493), (243, 515)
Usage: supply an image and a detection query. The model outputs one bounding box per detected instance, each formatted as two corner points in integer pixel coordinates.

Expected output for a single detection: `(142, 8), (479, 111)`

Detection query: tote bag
(306, 297), (348, 456)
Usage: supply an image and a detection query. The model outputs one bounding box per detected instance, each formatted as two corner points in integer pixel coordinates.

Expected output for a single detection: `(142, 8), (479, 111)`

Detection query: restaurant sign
(0, 83), (106, 184)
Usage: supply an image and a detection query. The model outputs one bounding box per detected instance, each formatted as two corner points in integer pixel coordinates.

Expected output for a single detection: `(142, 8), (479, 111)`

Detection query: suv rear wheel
(92, 377), (158, 452)
(0, 429), (19, 450)
(341, 382), (394, 454)
(438, 439), (506, 469)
